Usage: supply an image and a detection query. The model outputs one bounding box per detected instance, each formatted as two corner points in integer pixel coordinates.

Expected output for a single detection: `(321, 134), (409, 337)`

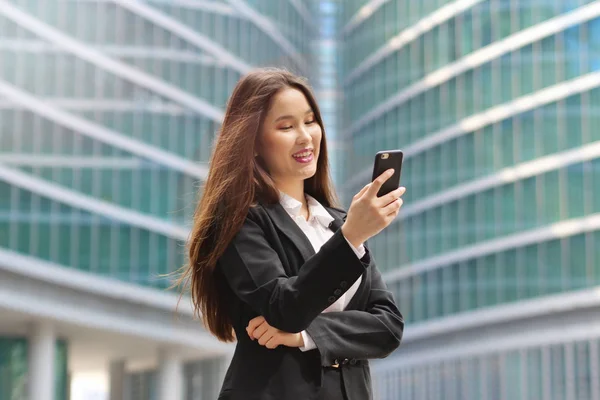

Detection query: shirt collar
(279, 191), (335, 228)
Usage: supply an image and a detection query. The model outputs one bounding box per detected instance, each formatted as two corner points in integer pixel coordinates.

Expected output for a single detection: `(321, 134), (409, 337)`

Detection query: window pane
(518, 111), (536, 162)
(594, 231), (600, 285)
(592, 159), (600, 214)
(565, 163), (585, 219)
(541, 102), (559, 154)
(520, 45), (534, 95)
(443, 264), (460, 315)
(523, 244), (540, 299)
(503, 250), (518, 302)
(527, 348), (543, 400)
(481, 189), (496, 239)
(411, 275), (425, 322)
(498, 119), (515, 168)
(545, 239), (563, 294)
(520, 177), (538, 229)
(499, 184), (516, 236)
(465, 259), (478, 311)
(479, 125), (495, 175)
(568, 234), (587, 290)
(480, 254), (498, 307)
(505, 351), (523, 399)
(459, 133), (476, 182)
(542, 170), (561, 224)
(540, 35), (556, 88)
(564, 95), (583, 149)
(464, 196), (477, 245)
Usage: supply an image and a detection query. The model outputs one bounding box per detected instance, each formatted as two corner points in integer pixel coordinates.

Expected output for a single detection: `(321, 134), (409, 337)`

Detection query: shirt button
(328, 296), (336, 303)
(340, 281), (348, 289)
(334, 289), (342, 296)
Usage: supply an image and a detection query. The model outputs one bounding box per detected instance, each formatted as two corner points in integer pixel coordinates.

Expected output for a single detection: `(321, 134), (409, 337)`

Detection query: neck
(275, 179), (305, 205)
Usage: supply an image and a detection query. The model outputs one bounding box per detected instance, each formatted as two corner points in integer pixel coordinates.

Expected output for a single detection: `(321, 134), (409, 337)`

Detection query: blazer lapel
(263, 202), (316, 263)
(264, 203), (370, 310)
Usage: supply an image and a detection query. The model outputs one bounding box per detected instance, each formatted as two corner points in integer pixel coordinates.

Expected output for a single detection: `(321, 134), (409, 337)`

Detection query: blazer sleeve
(217, 208), (370, 333)
(304, 259), (404, 366)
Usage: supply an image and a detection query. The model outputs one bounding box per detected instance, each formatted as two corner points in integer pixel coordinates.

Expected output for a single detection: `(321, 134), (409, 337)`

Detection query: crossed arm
(246, 265), (404, 365)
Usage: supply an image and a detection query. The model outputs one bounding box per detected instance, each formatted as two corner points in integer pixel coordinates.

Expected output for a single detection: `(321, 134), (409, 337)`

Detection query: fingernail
(388, 169), (395, 175)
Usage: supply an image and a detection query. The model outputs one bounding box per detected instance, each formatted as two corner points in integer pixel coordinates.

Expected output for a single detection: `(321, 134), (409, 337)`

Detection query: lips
(292, 150), (313, 158)
(292, 149), (314, 164)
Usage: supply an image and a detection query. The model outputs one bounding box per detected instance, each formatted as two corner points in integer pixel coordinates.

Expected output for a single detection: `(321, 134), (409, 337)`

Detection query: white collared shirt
(279, 191), (364, 351)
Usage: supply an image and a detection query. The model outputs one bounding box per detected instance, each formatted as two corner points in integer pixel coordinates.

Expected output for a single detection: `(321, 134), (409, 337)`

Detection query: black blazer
(216, 200), (404, 400)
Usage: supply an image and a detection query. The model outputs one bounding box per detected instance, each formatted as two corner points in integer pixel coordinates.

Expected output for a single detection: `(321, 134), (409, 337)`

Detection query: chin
(300, 166), (317, 179)
(289, 157), (318, 179)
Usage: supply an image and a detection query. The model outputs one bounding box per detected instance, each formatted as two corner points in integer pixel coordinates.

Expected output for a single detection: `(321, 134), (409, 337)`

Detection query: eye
(279, 125), (293, 131)
(305, 119), (316, 125)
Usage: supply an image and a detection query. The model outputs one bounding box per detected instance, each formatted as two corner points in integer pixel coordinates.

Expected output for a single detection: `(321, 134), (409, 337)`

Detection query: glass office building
(0, 0), (313, 399)
(5, 0), (600, 398)
(339, 0), (600, 398)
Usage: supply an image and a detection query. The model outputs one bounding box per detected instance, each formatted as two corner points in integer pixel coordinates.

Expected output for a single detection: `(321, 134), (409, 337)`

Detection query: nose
(296, 124), (312, 144)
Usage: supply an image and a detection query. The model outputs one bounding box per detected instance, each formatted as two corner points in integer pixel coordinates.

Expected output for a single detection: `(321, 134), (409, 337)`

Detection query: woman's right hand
(341, 169), (406, 248)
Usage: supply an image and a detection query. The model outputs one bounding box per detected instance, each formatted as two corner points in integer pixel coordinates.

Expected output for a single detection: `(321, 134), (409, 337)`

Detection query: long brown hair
(177, 68), (340, 341)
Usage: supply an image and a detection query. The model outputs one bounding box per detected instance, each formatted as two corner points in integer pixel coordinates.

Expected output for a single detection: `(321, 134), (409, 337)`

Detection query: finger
(265, 335), (280, 349)
(252, 321), (270, 340)
(383, 197), (403, 215)
(366, 169), (395, 197)
(258, 330), (275, 346)
(378, 186), (406, 206)
(246, 316), (265, 338)
(387, 206), (401, 218)
(247, 316), (265, 331)
(354, 183), (371, 199)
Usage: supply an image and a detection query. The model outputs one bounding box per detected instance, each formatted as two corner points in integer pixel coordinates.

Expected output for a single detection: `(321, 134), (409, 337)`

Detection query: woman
(179, 68), (405, 400)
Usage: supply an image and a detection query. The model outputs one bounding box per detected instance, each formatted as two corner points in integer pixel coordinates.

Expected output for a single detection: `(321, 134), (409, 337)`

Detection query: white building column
(158, 347), (183, 400)
(66, 373), (71, 400)
(28, 321), (55, 400)
(109, 360), (126, 400)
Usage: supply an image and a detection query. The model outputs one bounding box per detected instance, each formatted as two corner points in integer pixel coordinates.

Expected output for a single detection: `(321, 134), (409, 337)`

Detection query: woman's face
(257, 87), (322, 184)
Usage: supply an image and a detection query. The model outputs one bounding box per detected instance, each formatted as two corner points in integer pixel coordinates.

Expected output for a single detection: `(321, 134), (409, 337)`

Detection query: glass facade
(183, 357), (227, 400)
(339, 0), (600, 398)
(124, 357), (226, 400)
(6, 0), (600, 397)
(0, 0), (312, 398)
(0, 0), (312, 288)
(374, 337), (600, 400)
(0, 338), (68, 400)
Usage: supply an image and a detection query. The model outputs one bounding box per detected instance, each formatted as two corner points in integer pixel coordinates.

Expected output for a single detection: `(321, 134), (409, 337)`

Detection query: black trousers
(318, 368), (348, 400)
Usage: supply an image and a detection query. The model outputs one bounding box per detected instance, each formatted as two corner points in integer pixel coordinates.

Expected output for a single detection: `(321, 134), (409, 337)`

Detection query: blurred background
(1, 0), (599, 399)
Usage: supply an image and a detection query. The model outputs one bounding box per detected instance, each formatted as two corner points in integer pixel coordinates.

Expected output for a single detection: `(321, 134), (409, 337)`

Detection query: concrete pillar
(28, 321), (55, 400)
(158, 347), (183, 400)
(109, 360), (126, 400)
(66, 372), (71, 400)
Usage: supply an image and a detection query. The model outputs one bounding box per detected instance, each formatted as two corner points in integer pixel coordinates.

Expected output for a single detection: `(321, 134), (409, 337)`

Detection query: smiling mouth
(292, 150), (312, 158)
(292, 150), (314, 163)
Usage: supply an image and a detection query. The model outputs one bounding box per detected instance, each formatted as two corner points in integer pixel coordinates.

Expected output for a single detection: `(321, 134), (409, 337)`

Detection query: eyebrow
(274, 109), (314, 123)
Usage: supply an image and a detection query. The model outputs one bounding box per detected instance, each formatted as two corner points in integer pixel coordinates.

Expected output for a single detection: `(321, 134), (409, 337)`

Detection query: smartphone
(371, 150), (404, 197)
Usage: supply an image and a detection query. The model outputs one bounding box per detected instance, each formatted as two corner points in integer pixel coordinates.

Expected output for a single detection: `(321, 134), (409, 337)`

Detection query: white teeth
(293, 151), (312, 158)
